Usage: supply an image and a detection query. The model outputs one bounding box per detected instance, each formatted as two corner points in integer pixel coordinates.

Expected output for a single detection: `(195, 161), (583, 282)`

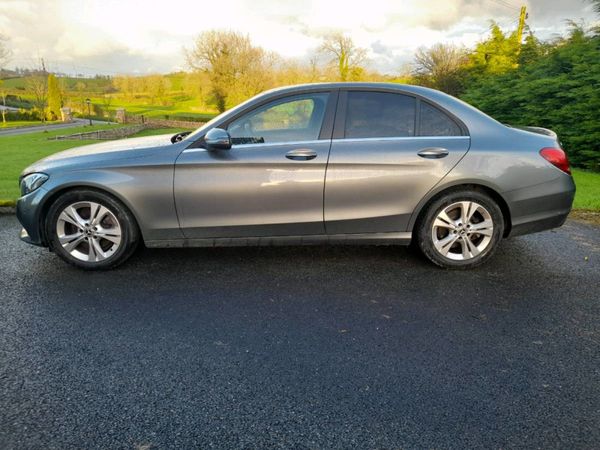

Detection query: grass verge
(571, 169), (600, 211)
(1, 120), (62, 129)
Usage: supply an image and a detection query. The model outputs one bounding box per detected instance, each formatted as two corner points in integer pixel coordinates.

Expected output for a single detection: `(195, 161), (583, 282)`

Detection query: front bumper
(16, 187), (49, 247)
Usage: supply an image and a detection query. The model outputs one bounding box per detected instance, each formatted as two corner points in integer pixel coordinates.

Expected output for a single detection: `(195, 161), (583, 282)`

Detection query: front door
(324, 90), (471, 234)
(175, 91), (335, 238)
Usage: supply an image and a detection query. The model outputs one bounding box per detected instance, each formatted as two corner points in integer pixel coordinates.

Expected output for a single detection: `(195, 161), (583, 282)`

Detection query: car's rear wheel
(416, 189), (504, 269)
(46, 189), (139, 270)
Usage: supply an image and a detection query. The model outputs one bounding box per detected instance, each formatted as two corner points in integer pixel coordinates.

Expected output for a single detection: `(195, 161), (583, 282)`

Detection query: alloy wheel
(55, 201), (122, 262)
(431, 201), (494, 261)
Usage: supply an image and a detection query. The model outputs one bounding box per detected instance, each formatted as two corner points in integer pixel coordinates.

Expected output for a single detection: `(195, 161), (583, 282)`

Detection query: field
(0, 125), (190, 205)
(1, 127), (598, 213)
(2, 74), (218, 122)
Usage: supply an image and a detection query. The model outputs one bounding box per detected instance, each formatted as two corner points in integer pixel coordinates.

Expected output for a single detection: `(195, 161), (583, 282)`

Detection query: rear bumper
(16, 187), (49, 247)
(504, 174), (575, 238)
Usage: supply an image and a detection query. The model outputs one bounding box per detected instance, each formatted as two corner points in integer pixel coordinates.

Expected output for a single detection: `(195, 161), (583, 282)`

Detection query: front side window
(228, 93), (329, 145)
(419, 101), (463, 136)
(344, 91), (416, 139)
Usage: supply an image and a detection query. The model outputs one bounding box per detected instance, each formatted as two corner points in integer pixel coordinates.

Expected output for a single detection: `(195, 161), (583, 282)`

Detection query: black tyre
(45, 189), (140, 270)
(416, 189), (504, 269)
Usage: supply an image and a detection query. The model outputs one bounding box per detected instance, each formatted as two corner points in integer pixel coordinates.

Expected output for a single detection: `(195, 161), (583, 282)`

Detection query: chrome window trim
(332, 136), (470, 144)
(232, 139), (326, 149)
(182, 136), (470, 153)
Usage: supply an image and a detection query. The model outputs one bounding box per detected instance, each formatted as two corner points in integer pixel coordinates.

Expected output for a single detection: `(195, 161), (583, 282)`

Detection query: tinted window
(420, 102), (462, 136)
(228, 93), (329, 145)
(344, 91), (415, 138)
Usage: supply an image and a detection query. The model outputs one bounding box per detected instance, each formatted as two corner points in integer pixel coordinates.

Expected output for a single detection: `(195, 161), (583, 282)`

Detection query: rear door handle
(417, 147), (449, 159)
(286, 149), (317, 161)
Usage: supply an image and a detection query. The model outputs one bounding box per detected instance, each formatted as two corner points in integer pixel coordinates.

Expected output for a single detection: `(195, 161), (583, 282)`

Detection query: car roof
(262, 82), (440, 96)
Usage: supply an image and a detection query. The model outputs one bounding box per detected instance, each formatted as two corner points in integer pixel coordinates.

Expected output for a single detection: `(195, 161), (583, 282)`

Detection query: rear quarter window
(420, 102), (463, 136)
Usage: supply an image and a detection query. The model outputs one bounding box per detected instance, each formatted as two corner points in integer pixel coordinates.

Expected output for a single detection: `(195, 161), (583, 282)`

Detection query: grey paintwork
(17, 82), (575, 248)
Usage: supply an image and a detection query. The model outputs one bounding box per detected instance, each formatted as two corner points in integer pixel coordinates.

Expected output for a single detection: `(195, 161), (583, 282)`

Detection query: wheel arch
(409, 181), (512, 237)
(38, 183), (143, 246)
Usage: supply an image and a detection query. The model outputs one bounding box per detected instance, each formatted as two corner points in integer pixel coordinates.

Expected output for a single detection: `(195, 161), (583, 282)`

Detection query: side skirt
(145, 232), (412, 248)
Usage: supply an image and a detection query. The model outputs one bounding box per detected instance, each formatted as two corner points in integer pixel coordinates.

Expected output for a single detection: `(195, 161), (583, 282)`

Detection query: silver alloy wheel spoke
(432, 201), (494, 261)
(434, 233), (460, 256)
(61, 233), (86, 253)
(94, 225), (121, 244)
(469, 220), (494, 236)
(90, 203), (110, 227)
(56, 201), (122, 263)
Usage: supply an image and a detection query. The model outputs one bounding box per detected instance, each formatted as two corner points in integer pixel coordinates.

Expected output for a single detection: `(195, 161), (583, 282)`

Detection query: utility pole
(516, 6), (528, 49)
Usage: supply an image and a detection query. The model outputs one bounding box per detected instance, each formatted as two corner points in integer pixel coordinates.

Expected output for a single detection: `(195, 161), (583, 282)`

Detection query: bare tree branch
(413, 43), (468, 95)
(320, 32), (367, 81)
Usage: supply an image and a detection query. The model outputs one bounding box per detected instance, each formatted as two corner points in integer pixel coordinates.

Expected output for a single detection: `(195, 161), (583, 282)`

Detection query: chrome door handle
(417, 147), (449, 159)
(286, 149), (317, 161)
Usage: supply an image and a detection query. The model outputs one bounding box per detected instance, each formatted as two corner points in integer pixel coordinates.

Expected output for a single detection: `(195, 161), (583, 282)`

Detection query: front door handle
(417, 147), (449, 159)
(286, 149), (317, 161)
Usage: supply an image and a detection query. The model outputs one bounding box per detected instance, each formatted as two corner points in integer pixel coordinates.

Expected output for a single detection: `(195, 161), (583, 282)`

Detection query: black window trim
(333, 87), (469, 140)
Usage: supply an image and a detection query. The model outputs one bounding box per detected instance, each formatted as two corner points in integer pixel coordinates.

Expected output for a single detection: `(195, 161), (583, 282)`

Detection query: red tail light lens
(540, 148), (571, 175)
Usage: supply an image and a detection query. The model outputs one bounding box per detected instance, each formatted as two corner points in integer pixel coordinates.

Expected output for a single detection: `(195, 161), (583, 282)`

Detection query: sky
(0, 0), (596, 76)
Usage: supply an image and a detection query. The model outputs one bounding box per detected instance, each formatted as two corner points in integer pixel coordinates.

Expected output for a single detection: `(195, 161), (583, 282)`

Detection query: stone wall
(51, 124), (149, 141)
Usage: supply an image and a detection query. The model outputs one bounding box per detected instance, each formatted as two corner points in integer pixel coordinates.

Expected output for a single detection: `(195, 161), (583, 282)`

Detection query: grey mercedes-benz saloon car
(17, 83), (575, 270)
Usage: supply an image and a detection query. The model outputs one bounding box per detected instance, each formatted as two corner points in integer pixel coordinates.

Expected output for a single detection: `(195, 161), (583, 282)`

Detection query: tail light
(540, 148), (571, 175)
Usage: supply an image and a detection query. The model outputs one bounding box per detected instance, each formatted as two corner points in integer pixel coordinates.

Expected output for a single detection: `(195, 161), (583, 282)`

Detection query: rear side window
(344, 91), (416, 138)
(419, 101), (462, 136)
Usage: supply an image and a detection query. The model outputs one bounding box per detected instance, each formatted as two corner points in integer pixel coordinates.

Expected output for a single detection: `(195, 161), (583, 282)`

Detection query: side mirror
(204, 128), (232, 150)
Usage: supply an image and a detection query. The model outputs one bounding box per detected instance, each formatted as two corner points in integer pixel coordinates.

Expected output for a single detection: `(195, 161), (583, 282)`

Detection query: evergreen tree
(46, 73), (62, 121)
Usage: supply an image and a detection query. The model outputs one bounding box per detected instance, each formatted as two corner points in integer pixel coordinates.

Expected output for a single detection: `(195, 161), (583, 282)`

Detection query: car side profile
(17, 83), (575, 270)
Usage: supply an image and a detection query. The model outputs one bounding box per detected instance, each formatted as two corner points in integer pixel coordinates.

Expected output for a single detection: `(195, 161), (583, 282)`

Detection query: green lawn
(1, 120), (61, 129)
(1, 131), (599, 212)
(572, 169), (600, 211)
(0, 125), (117, 205)
(0, 125), (192, 205)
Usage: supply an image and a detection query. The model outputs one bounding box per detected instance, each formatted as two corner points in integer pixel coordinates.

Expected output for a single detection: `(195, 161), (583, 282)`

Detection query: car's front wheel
(416, 189), (504, 269)
(46, 189), (139, 270)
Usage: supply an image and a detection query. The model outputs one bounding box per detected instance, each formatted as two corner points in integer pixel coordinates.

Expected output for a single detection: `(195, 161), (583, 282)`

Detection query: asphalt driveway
(0, 214), (598, 449)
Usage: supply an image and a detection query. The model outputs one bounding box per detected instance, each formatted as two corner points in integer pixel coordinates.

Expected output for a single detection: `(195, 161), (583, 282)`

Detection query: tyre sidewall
(417, 190), (504, 269)
(46, 189), (139, 270)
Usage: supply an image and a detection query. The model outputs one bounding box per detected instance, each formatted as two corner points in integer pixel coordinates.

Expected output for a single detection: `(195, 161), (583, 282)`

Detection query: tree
(101, 92), (113, 119)
(468, 22), (521, 74)
(413, 43), (468, 95)
(0, 80), (6, 125)
(147, 74), (170, 105)
(320, 32), (366, 81)
(0, 34), (10, 70)
(461, 28), (600, 170)
(47, 73), (62, 120)
(517, 32), (548, 66)
(74, 81), (87, 114)
(27, 71), (48, 122)
(186, 30), (273, 112)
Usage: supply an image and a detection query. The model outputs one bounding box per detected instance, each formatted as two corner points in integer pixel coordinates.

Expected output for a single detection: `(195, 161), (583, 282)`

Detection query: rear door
(324, 89), (470, 234)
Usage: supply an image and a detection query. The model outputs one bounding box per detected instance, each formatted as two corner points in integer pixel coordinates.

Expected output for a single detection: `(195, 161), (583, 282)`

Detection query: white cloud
(0, 0), (593, 75)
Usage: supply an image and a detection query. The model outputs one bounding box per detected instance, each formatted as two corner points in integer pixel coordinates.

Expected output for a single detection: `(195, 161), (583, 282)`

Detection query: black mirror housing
(205, 128), (232, 150)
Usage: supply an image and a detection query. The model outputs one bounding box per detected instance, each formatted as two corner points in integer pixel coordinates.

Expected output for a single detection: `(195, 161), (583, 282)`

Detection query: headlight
(20, 173), (48, 196)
